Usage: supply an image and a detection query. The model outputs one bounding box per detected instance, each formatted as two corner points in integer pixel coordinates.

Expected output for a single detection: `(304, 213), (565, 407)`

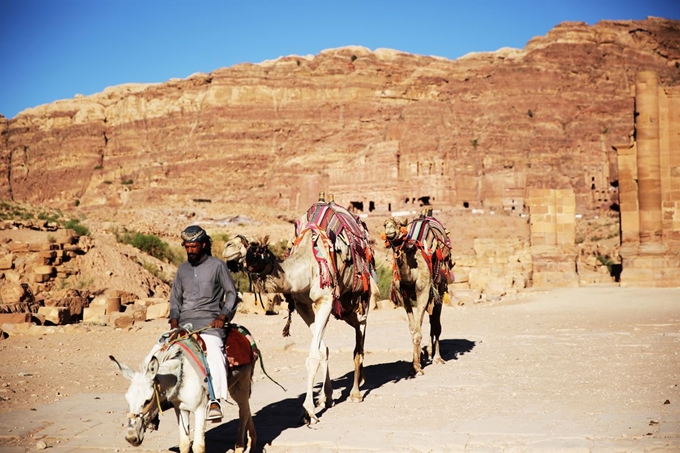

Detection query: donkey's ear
(262, 235), (269, 246)
(110, 355), (136, 381)
(145, 356), (159, 379)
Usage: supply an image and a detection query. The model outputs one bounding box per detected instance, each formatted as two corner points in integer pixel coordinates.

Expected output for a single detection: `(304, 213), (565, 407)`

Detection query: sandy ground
(0, 286), (679, 453)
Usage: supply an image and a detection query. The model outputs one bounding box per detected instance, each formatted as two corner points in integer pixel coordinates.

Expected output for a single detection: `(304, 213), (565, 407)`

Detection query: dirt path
(1, 286), (679, 452)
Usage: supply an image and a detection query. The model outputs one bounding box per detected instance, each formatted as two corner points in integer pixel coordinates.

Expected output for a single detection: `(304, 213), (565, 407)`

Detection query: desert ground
(1, 285), (679, 453)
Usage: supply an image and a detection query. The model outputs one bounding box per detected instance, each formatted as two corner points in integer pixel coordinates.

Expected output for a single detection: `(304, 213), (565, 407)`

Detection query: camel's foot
(433, 356), (445, 365)
(301, 408), (319, 426)
(411, 366), (425, 377)
(349, 390), (363, 403)
(315, 397), (333, 410)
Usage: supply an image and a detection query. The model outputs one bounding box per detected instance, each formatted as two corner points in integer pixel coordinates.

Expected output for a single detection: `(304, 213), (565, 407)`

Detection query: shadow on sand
(199, 337), (476, 452)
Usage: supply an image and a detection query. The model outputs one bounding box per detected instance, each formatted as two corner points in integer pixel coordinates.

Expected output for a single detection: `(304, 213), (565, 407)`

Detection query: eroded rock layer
(2, 18), (679, 216)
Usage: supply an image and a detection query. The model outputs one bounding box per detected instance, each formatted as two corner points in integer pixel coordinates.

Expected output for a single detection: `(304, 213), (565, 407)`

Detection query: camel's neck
(259, 238), (321, 294)
(260, 261), (295, 294)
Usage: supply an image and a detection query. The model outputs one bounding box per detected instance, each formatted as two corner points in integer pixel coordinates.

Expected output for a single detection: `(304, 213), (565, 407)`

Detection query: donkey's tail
(233, 324), (287, 392)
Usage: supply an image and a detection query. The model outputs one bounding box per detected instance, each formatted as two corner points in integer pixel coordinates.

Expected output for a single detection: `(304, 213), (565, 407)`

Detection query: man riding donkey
(147, 225), (238, 422)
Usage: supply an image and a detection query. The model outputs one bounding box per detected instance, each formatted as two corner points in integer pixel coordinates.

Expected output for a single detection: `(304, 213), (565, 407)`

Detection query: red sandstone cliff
(1, 18), (679, 218)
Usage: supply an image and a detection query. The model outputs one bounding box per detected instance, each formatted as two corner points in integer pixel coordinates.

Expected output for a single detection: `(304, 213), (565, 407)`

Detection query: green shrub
(63, 219), (90, 236)
(376, 265), (393, 300)
(597, 255), (614, 273)
(119, 231), (170, 260)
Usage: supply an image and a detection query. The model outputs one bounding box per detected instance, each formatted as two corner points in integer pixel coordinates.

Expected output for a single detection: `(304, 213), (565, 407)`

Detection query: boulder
(37, 306), (71, 325)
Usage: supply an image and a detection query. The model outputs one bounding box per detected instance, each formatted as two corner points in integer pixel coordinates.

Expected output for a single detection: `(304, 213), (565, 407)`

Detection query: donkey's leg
(176, 408), (193, 453)
(229, 364), (256, 453)
(192, 406), (207, 453)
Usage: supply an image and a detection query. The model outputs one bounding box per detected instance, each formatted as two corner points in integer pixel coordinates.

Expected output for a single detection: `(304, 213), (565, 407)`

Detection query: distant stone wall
(527, 188), (579, 288)
(613, 71), (680, 287)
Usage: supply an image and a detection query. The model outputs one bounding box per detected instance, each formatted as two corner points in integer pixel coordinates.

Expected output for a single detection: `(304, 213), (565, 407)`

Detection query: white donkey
(110, 332), (256, 453)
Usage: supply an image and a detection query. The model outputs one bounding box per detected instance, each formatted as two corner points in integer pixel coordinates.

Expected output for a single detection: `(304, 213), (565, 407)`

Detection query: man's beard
(187, 252), (202, 265)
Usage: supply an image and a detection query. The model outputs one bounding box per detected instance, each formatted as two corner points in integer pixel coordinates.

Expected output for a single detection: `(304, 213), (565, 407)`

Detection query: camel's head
(223, 235), (249, 272)
(382, 217), (408, 241)
(244, 236), (274, 276)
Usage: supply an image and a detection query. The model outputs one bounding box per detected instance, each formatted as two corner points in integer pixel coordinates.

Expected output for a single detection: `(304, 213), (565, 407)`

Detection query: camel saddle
(407, 216), (454, 286)
(295, 201), (374, 318)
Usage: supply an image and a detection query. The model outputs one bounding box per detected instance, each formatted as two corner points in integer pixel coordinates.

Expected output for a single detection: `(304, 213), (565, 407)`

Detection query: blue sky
(1, 0), (679, 119)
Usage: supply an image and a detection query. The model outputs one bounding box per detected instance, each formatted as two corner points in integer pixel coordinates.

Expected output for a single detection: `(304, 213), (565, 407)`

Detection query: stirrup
(206, 400), (223, 421)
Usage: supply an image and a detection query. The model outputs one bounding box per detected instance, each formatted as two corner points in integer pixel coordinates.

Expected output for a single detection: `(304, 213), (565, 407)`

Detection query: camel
(242, 201), (376, 425)
(223, 234), (295, 318)
(222, 234), (250, 273)
(382, 214), (454, 376)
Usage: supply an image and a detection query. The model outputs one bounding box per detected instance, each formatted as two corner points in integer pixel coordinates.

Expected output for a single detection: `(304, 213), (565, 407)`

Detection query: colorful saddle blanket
(294, 201), (374, 318)
(407, 216), (452, 255)
(408, 216), (454, 286)
(169, 325), (256, 381)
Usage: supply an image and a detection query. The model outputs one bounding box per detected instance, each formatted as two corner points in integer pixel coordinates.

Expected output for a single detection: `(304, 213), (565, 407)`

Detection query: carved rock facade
(1, 18), (679, 221)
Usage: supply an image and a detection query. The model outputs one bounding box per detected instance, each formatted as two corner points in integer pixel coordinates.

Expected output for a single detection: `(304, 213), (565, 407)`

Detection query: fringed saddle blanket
(225, 324), (258, 367)
(164, 326), (256, 382)
(294, 202), (374, 318)
(407, 216), (454, 286)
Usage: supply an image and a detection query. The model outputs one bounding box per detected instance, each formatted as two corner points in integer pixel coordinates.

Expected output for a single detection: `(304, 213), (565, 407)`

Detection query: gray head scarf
(181, 225), (207, 244)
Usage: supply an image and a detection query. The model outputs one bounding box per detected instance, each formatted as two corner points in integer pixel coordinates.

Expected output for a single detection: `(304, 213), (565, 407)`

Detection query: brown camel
(243, 200), (377, 425)
(382, 214), (454, 376)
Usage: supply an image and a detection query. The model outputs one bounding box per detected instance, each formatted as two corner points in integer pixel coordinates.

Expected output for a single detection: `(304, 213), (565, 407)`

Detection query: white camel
(383, 215), (453, 376)
(244, 206), (376, 425)
(110, 330), (256, 453)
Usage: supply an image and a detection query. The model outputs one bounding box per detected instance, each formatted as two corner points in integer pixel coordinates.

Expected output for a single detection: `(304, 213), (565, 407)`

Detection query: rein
(127, 380), (164, 429)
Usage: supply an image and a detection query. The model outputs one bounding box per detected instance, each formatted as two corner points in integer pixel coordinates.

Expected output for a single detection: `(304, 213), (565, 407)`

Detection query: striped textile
(406, 216), (453, 287)
(407, 216), (451, 254)
(174, 337), (208, 379)
(294, 201), (373, 301)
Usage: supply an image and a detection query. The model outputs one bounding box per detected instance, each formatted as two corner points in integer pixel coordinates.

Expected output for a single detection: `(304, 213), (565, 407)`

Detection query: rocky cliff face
(2, 18), (679, 219)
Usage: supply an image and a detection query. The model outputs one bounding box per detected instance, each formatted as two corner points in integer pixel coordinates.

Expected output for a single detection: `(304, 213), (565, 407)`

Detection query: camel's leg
(411, 282), (431, 376)
(346, 310), (367, 402)
(429, 296), (445, 364)
(296, 299), (332, 424)
(176, 408), (193, 453)
(315, 340), (333, 410)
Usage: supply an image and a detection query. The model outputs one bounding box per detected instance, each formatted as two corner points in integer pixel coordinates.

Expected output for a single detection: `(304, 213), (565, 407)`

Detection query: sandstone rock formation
(1, 18), (679, 220)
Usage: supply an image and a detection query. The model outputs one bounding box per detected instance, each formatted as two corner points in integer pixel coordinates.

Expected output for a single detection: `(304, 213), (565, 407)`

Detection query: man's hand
(170, 318), (179, 329)
(210, 314), (228, 329)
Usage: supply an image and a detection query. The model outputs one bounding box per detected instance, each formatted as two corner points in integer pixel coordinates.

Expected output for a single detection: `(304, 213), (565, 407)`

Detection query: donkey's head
(110, 355), (162, 446)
